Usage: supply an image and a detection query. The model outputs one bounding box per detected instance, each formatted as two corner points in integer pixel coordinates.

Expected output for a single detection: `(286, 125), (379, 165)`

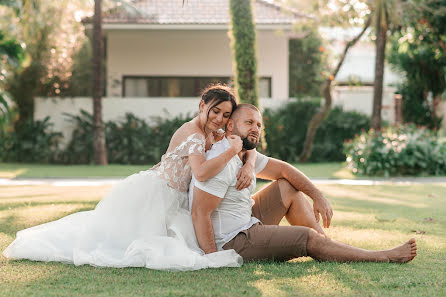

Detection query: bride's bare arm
(189, 135), (242, 182)
(235, 150), (256, 190)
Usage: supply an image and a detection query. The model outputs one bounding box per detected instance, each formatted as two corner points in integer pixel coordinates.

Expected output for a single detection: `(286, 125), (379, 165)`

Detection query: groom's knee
(306, 228), (330, 252)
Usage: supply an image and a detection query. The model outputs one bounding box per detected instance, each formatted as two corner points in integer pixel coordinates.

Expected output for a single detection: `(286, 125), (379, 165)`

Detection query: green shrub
(61, 110), (193, 165)
(264, 100), (370, 163)
(59, 110), (95, 164)
(0, 117), (62, 163)
(263, 100), (318, 162)
(289, 28), (325, 98)
(344, 124), (446, 176)
(311, 107), (370, 162)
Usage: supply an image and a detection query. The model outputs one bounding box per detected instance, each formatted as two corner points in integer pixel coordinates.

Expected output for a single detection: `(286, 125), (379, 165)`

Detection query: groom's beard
(232, 126), (259, 150)
(242, 136), (258, 150)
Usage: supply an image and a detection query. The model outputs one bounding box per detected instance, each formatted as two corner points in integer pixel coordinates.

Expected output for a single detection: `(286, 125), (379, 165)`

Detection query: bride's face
(201, 100), (233, 132)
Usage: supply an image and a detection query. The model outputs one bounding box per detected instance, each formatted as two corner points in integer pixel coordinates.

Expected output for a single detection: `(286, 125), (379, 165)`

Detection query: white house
(37, 0), (436, 143)
(36, 0), (307, 144)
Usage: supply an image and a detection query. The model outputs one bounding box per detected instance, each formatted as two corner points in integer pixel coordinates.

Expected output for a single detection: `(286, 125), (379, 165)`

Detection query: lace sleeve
(180, 133), (206, 157)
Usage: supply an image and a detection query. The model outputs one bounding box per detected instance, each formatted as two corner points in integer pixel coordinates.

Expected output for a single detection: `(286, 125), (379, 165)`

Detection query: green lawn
(0, 162), (351, 179)
(1, 182), (445, 296)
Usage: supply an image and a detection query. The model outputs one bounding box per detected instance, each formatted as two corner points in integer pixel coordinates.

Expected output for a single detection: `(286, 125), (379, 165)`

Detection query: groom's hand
(313, 196), (333, 228)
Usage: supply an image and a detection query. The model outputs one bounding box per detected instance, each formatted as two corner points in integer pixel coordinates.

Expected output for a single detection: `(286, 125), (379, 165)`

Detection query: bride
(3, 84), (254, 271)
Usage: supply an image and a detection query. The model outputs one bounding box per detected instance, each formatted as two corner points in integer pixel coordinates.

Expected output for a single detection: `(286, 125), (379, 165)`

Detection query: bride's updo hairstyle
(200, 84), (238, 121)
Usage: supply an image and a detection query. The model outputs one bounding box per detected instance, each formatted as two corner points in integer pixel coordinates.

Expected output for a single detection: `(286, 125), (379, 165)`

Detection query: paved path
(1, 177), (446, 187)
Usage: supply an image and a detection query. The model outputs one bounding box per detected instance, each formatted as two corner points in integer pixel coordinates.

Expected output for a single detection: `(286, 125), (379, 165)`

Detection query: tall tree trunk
(92, 0), (107, 165)
(371, 11), (387, 131)
(299, 16), (372, 162)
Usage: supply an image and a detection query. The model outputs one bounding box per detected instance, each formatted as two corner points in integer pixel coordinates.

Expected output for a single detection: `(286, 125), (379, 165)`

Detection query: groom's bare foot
(384, 238), (417, 263)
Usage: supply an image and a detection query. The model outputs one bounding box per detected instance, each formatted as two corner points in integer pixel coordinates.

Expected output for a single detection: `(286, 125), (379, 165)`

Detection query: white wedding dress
(3, 133), (242, 271)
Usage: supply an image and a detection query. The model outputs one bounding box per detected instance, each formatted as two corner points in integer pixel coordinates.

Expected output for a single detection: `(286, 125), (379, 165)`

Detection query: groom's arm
(256, 157), (333, 228)
(191, 187), (222, 254)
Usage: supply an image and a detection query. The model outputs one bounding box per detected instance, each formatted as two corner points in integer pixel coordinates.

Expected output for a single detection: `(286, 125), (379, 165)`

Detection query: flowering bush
(344, 124), (446, 176)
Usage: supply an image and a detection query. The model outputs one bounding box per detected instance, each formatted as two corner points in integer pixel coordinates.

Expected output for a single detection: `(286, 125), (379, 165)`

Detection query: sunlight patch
(0, 185), (109, 204)
(0, 261), (61, 284)
(326, 226), (412, 249)
(331, 211), (375, 223)
(252, 272), (352, 297)
(318, 185), (427, 208)
(333, 167), (355, 179)
(0, 169), (27, 178)
(0, 232), (14, 255)
(0, 204), (91, 231)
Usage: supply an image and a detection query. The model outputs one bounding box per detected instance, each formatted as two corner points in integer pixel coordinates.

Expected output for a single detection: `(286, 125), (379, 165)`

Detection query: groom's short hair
(231, 104), (260, 120)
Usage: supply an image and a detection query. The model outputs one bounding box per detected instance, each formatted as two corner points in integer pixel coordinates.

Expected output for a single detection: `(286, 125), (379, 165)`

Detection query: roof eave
(84, 23), (295, 31)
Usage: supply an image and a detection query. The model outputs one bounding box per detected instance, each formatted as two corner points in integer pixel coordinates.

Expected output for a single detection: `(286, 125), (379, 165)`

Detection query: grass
(0, 162), (351, 179)
(1, 182), (445, 296)
(0, 163), (152, 179)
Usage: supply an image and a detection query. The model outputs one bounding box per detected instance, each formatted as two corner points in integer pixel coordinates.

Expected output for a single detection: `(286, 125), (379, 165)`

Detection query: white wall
(319, 27), (403, 86)
(332, 86), (397, 123)
(333, 41), (403, 86)
(105, 29), (289, 100)
(35, 96), (288, 146)
(35, 88), (401, 146)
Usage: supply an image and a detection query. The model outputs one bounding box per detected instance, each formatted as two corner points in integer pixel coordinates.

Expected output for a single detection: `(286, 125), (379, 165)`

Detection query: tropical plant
(0, 117), (62, 163)
(369, 0), (405, 130)
(61, 110), (193, 165)
(1, 0), (92, 129)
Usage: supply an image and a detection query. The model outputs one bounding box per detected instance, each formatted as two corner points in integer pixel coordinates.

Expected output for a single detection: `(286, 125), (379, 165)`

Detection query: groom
(189, 104), (417, 263)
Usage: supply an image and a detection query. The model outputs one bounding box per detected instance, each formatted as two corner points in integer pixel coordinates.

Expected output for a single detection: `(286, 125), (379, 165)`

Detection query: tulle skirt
(2, 170), (242, 271)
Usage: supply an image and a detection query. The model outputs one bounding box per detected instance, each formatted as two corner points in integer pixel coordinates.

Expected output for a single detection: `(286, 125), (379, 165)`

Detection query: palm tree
(370, 0), (404, 130)
(92, 0), (107, 164)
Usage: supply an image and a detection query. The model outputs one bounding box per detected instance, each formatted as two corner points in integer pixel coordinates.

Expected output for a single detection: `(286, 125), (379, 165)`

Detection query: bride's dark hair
(200, 84), (238, 120)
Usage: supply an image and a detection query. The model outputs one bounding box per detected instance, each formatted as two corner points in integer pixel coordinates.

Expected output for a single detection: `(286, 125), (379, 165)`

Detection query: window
(123, 76), (272, 98)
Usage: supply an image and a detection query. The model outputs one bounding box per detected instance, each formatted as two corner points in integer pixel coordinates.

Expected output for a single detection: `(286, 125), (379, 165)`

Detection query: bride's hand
(212, 129), (225, 143)
(236, 163), (253, 190)
(227, 135), (242, 154)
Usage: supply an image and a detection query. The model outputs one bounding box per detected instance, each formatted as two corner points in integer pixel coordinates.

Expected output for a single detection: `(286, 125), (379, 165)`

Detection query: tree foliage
(388, 0), (446, 129)
(289, 27), (325, 98)
(284, 0), (372, 162)
(229, 0), (259, 106)
(0, 0), (92, 129)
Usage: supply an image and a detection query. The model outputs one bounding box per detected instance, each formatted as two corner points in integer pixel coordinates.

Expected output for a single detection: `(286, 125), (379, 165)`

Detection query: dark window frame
(122, 75), (272, 98)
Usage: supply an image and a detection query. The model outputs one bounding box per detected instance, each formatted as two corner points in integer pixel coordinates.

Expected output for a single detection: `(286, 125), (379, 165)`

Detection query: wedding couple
(3, 84), (417, 271)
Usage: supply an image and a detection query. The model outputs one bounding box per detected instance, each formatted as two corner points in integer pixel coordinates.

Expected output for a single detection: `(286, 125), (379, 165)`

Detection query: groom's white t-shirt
(188, 137), (269, 250)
